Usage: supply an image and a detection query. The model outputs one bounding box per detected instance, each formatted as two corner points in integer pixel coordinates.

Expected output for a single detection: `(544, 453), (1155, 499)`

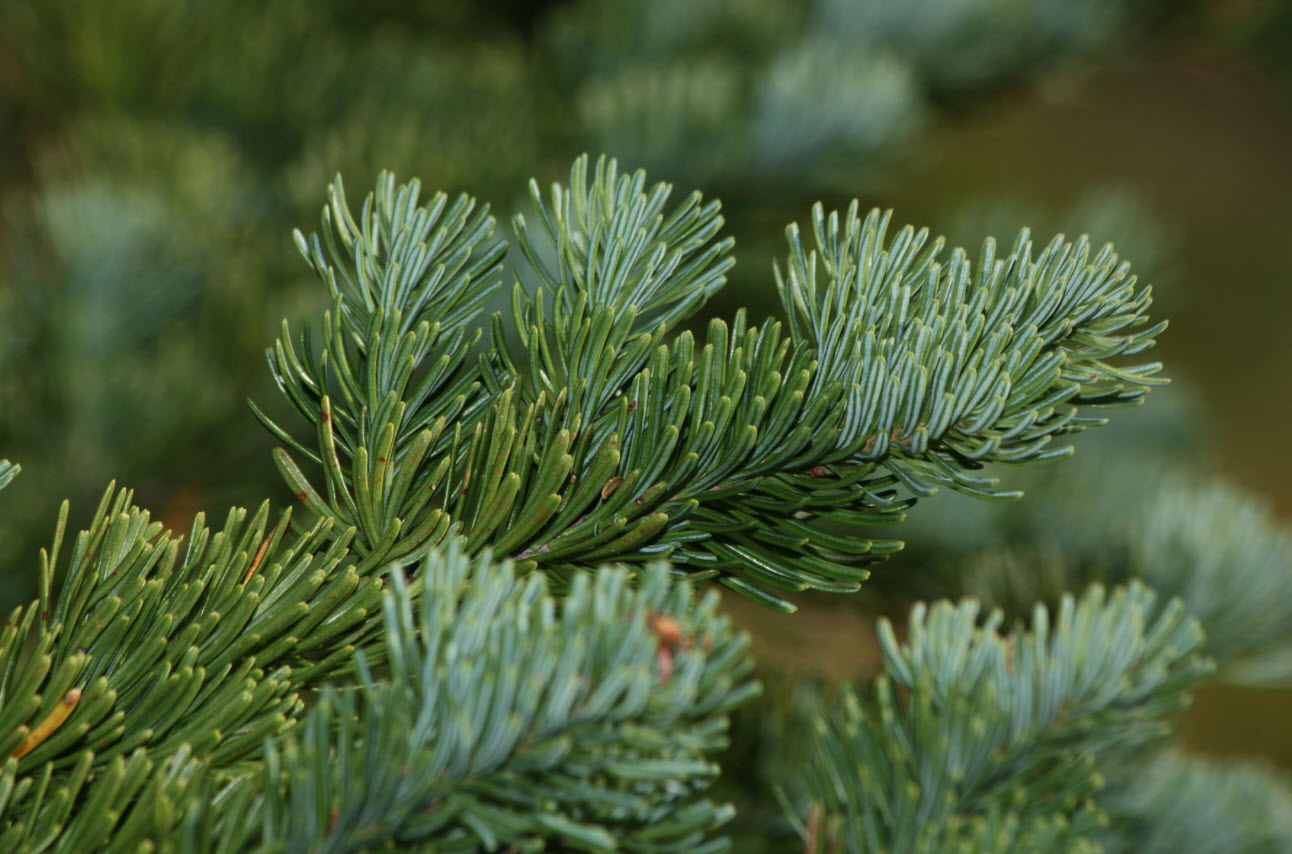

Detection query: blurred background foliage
(1, 0), (1291, 849)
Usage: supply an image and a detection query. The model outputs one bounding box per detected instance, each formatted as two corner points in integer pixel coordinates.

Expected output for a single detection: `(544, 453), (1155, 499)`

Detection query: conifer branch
(26, 546), (755, 852)
(0, 486), (386, 845)
(0, 500), (757, 850)
(193, 547), (756, 853)
(260, 156), (1166, 610)
(802, 582), (1212, 852)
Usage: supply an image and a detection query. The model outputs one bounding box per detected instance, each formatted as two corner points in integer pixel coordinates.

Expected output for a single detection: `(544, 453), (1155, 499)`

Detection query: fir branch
(802, 582), (1212, 853)
(189, 545), (758, 853)
(263, 157), (1167, 610)
(0, 486), (385, 846)
(0, 492), (761, 852)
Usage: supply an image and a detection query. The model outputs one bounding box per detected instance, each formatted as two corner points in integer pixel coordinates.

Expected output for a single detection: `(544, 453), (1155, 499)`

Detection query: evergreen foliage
(1, 4), (1289, 853)
(5, 154), (1288, 852)
(199, 548), (755, 853)
(804, 584), (1211, 852)
(259, 158), (1166, 612)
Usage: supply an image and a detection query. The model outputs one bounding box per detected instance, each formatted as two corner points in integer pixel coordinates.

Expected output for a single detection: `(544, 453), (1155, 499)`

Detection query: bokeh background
(1, 0), (1290, 839)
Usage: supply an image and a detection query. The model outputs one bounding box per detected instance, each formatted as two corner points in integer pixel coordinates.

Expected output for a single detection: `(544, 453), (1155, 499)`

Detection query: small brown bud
(600, 476), (624, 500)
(648, 612), (683, 647)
